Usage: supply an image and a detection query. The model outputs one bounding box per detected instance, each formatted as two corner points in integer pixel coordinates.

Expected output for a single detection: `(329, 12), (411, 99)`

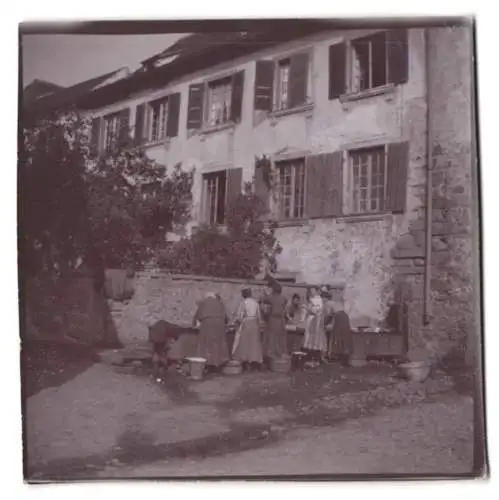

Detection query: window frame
(146, 96), (169, 144)
(275, 57), (292, 111)
(201, 169), (228, 226)
(274, 157), (307, 221)
(347, 145), (389, 215)
(102, 111), (121, 154)
(271, 48), (314, 114)
(204, 75), (234, 128)
(349, 31), (389, 94)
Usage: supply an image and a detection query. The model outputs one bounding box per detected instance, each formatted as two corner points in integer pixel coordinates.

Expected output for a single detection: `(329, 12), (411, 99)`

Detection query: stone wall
(110, 271), (344, 345)
(392, 26), (478, 363)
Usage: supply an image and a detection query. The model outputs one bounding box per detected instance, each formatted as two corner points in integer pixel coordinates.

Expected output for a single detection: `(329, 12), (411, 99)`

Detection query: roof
(23, 79), (65, 105)
(141, 32), (250, 66)
(23, 67), (130, 118)
(81, 26), (331, 110)
(24, 21), (335, 116)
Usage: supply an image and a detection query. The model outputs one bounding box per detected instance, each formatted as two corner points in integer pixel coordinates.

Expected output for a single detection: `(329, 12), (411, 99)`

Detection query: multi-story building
(24, 22), (478, 361)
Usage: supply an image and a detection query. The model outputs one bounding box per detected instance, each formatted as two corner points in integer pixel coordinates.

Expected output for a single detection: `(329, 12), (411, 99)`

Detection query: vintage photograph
(19, 18), (486, 481)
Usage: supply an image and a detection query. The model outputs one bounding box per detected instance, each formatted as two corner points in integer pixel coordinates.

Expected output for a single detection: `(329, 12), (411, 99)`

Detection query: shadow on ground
(26, 358), (468, 481)
(22, 340), (98, 398)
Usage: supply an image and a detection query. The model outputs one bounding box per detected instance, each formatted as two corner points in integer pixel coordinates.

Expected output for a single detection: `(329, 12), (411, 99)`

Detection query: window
(202, 171), (227, 225)
(148, 97), (168, 143)
(103, 112), (120, 153)
(275, 58), (291, 110)
(271, 52), (309, 112)
(187, 72), (244, 131)
(276, 158), (306, 219)
(351, 32), (388, 93)
(206, 77), (233, 127)
(350, 146), (387, 213)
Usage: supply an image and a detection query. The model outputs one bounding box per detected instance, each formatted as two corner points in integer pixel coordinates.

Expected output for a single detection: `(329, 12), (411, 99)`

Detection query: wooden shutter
(166, 92), (181, 138)
(288, 52), (309, 108)
(254, 60), (274, 111)
(323, 151), (344, 217)
(329, 42), (346, 99)
(187, 83), (205, 129)
(387, 29), (409, 85)
(254, 163), (270, 215)
(305, 154), (325, 218)
(225, 168), (243, 218)
(230, 70), (245, 123)
(118, 108), (130, 148)
(385, 141), (409, 213)
(90, 117), (102, 155)
(134, 103), (146, 145)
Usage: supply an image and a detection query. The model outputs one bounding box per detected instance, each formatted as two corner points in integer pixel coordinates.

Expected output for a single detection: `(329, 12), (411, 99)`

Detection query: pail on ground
(186, 357), (206, 380)
(399, 360), (431, 382)
(223, 360), (242, 376)
(271, 355), (291, 373)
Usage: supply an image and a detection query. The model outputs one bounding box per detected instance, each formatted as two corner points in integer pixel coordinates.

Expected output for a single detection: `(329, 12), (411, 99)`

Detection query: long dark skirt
(196, 317), (230, 367)
(263, 316), (288, 360)
(328, 311), (353, 358)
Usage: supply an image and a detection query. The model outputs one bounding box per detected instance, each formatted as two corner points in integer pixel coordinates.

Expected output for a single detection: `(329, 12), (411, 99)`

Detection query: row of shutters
(222, 141), (408, 221)
(91, 29), (409, 151)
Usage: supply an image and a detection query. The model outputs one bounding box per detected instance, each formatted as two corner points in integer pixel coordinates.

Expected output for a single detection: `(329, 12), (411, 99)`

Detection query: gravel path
(24, 356), (474, 481)
(98, 394), (474, 478)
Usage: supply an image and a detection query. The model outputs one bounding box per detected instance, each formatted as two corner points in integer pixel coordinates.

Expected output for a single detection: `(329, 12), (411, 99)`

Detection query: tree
(20, 111), (195, 276)
(86, 148), (194, 268)
(20, 111), (92, 279)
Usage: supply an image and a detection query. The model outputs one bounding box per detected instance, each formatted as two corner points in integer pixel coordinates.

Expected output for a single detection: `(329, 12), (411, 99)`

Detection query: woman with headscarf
(262, 277), (289, 365)
(192, 292), (230, 373)
(303, 286), (328, 364)
(232, 288), (263, 370)
(327, 299), (354, 365)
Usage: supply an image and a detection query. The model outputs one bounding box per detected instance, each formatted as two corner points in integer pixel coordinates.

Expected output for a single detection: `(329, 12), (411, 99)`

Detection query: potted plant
(399, 347), (433, 382)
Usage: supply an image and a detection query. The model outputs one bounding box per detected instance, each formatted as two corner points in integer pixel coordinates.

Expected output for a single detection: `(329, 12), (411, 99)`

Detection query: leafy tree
(87, 147), (194, 268)
(20, 111), (194, 276)
(20, 112), (92, 279)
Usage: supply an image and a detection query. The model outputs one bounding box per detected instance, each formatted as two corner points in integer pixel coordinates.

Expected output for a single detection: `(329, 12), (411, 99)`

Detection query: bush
(158, 185), (279, 279)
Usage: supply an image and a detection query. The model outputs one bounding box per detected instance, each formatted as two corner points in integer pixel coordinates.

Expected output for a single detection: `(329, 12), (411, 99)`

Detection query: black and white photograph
(18, 17), (486, 482)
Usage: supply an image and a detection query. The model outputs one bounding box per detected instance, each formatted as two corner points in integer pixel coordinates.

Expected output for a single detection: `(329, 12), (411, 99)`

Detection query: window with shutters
(206, 77), (233, 127)
(329, 30), (408, 101)
(276, 158), (306, 220)
(147, 97), (168, 143)
(272, 52), (310, 112)
(202, 170), (227, 226)
(103, 112), (121, 154)
(187, 71), (244, 132)
(349, 146), (387, 214)
(351, 32), (388, 93)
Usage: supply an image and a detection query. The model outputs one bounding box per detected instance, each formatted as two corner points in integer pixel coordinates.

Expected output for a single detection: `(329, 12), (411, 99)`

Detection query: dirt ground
(23, 347), (475, 481)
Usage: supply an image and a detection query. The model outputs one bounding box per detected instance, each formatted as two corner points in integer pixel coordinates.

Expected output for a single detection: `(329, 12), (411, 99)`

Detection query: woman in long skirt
(192, 292), (230, 373)
(262, 282), (289, 365)
(328, 309), (354, 365)
(232, 288), (263, 371)
(303, 286), (328, 364)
